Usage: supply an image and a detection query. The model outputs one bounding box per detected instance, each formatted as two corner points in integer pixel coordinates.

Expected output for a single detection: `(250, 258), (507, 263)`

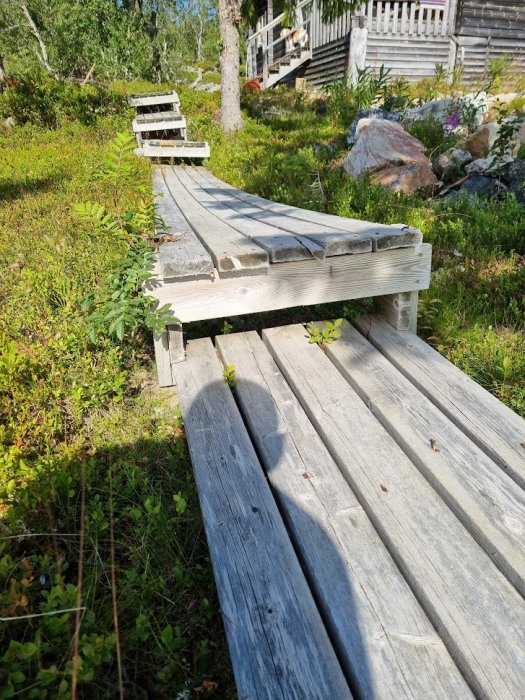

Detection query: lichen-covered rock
(465, 155), (513, 175)
(446, 175), (507, 202)
(371, 162), (438, 195)
(433, 148), (472, 177)
(500, 159), (525, 185)
(343, 119), (430, 178)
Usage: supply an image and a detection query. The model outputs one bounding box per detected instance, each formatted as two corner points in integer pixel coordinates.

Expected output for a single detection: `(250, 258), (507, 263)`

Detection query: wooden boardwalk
(146, 165), (430, 384)
(176, 318), (525, 700)
(143, 163), (525, 698)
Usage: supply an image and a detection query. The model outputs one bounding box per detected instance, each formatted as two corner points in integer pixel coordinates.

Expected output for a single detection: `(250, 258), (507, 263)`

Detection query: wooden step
(132, 111), (186, 133)
(128, 90), (180, 108)
(138, 140), (211, 159)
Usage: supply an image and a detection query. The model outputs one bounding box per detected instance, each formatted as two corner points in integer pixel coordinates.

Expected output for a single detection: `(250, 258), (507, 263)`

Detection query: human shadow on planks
(184, 376), (374, 699)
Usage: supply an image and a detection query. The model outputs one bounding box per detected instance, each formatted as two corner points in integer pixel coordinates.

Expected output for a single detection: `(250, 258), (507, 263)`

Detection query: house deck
(176, 317), (525, 699)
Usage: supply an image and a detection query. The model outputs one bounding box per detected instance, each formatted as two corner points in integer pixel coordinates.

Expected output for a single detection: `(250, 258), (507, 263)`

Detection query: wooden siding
(456, 34), (525, 78)
(366, 34), (451, 78)
(302, 36), (349, 85)
(457, 0), (525, 39)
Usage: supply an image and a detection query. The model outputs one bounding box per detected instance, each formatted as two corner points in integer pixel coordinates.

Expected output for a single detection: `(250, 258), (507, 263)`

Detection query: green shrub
(0, 76), (127, 128)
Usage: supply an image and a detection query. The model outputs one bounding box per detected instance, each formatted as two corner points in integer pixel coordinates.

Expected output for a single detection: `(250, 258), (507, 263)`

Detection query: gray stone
(464, 122), (500, 159)
(404, 98), (453, 125)
(371, 162), (438, 195)
(343, 118), (430, 178)
(508, 177), (525, 205)
(347, 108), (402, 144)
(433, 148), (472, 177)
(465, 155), (513, 175)
(447, 175), (507, 202)
(500, 160), (525, 185)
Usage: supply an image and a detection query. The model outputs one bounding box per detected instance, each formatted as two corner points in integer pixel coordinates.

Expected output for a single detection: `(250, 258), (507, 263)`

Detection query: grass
(0, 117), (234, 697)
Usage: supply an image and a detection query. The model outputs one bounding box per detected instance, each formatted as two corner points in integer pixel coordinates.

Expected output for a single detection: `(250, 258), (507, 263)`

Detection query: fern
(76, 133), (176, 343)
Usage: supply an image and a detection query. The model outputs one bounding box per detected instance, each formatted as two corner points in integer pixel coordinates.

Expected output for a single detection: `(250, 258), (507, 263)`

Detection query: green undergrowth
(0, 119), (233, 697)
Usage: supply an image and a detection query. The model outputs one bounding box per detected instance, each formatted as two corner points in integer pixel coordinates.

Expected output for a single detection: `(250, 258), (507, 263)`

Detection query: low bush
(0, 76), (127, 128)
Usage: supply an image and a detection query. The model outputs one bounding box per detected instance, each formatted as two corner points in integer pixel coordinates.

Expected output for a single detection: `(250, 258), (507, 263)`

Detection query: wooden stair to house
(247, 0), (312, 89)
(128, 91), (210, 160)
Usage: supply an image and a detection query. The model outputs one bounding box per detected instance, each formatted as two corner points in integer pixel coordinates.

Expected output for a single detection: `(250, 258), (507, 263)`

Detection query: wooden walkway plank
(215, 331), (472, 700)
(163, 167), (268, 274)
(145, 244), (432, 323)
(262, 324), (525, 700)
(353, 315), (525, 491)
(140, 140), (211, 159)
(176, 168), (325, 262)
(174, 337), (351, 700)
(324, 321), (525, 596)
(190, 168), (373, 256)
(153, 168), (214, 280)
(128, 91), (180, 108)
(132, 112), (186, 133)
(195, 166), (422, 251)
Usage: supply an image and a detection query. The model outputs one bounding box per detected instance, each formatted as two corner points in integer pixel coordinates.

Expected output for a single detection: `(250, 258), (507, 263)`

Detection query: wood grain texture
(153, 330), (173, 387)
(215, 331), (471, 700)
(262, 323), (525, 700)
(176, 168), (325, 262)
(174, 338), (351, 700)
(153, 168), (214, 280)
(325, 321), (525, 596)
(353, 314), (525, 490)
(146, 244), (432, 323)
(141, 141), (210, 159)
(374, 290), (418, 332)
(132, 113), (186, 133)
(195, 167), (423, 252)
(189, 168), (373, 256)
(163, 167), (269, 274)
(128, 91), (180, 107)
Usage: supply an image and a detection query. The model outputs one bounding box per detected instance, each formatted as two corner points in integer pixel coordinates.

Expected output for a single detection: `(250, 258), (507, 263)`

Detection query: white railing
(366, 0), (450, 37)
(247, 0), (312, 82)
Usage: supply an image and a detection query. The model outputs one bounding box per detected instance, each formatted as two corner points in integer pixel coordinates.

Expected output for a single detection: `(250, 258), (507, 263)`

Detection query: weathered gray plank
(324, 320), (525, 595)
(146, 244), (432, 323)
(153, 329), (173, 387)
(353, 314), (525, 490)
(163, 167), (269, 274)
(132, 112), (186, 134)
(128, 91), (180, 108)
(141, 141), (210, 159)
(375, 290), (418, 332)
(216, 331), (471, 700)
(176, 168), (325, 262)
(262, 324), (525, 700)
(191, 167), (373, 256)
(195, 166), (422, 251)
(152, 168), (214, 280)
(174, 337), (351, 700)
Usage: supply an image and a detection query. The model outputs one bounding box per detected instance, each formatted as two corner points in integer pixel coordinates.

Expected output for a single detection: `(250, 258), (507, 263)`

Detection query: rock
(195, 82), (220, 92)
(343, 119), (430, 178)
(499, 159), (525, 185)
(508, 177), (525, 205)
(3, 116), (14, 130)
(447, 175), (507, 202)
(312, 142), (338, 157)
(464, 122), (500, 159)
(371, 162), (438, 196)
(404, 98), (452, 125)
(347, 108), (402, 145)
(465, 154), (514, 175)
(488, 92), (520, 109)
(433, 148), (472, 177)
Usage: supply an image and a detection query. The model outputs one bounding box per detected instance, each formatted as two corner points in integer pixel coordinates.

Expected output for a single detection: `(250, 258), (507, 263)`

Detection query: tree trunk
(0, 55), (6, 93)
(219, 0), (243, 132)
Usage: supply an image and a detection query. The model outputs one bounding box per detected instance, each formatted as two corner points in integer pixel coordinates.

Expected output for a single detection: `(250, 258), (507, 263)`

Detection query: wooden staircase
(128, 90), (210, 160)
(247, 0), (312, 89)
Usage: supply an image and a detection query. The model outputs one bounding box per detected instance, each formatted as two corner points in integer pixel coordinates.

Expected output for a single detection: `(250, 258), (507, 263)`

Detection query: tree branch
(20, 3), (58, 77)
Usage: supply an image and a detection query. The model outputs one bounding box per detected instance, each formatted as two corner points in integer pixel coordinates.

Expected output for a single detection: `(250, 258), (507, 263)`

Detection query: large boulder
(343, 118), (430, 178)
(347, 108), (402, 145)
(464, 122), (500, 159)
(465, 154), (514, 175)
(371, 162), (438, 196)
